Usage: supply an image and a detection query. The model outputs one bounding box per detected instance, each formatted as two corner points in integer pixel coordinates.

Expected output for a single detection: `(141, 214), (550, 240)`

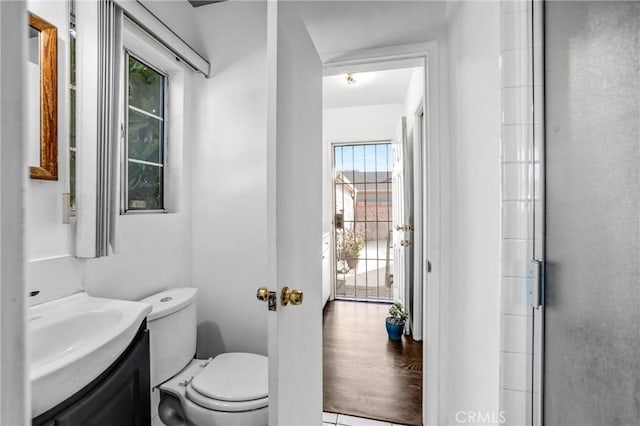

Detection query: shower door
(544, 2), (640, 423)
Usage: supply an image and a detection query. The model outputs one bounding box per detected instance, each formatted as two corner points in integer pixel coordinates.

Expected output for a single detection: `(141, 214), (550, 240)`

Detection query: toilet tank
(140, 288), (198, 387)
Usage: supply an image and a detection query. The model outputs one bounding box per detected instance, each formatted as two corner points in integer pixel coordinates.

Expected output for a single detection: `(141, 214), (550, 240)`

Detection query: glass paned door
(333, 142), (394, 301)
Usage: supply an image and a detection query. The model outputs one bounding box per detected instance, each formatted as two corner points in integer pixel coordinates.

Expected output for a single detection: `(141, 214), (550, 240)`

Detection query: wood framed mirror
(28, 12), (58, 180)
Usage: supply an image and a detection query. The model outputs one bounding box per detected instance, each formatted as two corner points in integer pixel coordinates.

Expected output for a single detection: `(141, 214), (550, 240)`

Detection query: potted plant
(337, 229), (364, 270)
(385, 302), (408, 341)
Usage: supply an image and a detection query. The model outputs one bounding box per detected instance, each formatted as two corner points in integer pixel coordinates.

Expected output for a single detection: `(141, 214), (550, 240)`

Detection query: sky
(334, 143), (392, 172)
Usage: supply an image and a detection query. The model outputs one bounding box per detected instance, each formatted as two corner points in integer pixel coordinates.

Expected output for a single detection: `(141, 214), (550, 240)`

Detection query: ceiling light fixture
(346, 73), (356, 85)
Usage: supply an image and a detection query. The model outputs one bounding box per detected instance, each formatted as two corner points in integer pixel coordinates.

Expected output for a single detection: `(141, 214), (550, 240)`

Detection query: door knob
(400, 239), (412, 247)
(280, 287), (303, 306)
(256, 286), (269, 301)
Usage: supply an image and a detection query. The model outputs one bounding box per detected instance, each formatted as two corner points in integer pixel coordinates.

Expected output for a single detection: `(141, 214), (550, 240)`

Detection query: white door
(391, 125), (405, 303)
(265, 1), (323, 425)
(391, 117), (413, 332)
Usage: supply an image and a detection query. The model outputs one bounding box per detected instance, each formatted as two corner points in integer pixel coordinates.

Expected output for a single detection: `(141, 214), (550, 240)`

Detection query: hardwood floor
(323, 300), (423, 426)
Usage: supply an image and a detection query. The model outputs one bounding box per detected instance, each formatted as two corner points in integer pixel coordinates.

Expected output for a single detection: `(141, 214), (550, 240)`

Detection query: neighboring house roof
(340, 170), (391, 188)
(340, 171), (392, 192)
(335, 173), (356, 197)
(336, 171), (393, 206)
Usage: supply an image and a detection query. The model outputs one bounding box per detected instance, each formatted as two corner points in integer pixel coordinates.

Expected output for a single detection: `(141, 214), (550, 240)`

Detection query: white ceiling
(298, 1), (446, 59)
(323, 67), (418, 109)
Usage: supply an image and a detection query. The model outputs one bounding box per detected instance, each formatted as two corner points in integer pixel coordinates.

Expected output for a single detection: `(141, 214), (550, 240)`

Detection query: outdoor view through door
(333, 142), (394, 301)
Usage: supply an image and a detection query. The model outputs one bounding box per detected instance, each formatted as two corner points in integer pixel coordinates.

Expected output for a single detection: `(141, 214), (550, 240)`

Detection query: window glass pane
(364, 144), (376, 176)
(69, 1), (77, 213)
(128, 109), (162, 164)
(335, 146), (343, 174)
(128, 56), (163, 116)
(353, 145), (365, 182)
(125, 53), (165, 212)
(128, 162), (163, 210)
(70, 88), (76, 149)
(70, 150), (76, 208)
(69, 29), (76, 87)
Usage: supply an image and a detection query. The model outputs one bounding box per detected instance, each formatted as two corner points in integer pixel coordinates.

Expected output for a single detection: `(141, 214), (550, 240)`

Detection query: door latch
(528, 259), (544, 308)
(257, 287), (278, 311)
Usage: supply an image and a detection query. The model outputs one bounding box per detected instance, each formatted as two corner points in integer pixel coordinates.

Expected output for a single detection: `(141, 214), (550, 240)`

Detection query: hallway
(323, 301), (422, 426)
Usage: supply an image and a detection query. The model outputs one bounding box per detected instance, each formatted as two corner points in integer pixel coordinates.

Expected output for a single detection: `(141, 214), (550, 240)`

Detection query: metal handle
(528, 260), (544, 308)
(256, 287), (268, 302)
(400, 239), (412, 247)
(280, 287), (303, 306)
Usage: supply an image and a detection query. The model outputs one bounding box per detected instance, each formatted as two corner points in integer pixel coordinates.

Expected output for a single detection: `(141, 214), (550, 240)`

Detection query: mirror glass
(27, 26), (41, 168)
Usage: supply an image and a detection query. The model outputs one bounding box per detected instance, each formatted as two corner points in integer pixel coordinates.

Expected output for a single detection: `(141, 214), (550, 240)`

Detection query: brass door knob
(280, 287), (304, 306)
(256, 286), (269, 302)
(290, 289), (304, 305)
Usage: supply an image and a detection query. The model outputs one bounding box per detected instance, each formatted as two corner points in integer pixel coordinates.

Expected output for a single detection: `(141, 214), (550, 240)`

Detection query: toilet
(140, 288), (268, 426)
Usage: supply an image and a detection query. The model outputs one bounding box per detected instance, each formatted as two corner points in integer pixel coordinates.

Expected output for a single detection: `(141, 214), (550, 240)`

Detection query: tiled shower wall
(500, 1), (542, 425)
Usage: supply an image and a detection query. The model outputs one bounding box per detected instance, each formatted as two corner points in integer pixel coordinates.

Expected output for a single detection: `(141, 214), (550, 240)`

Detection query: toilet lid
(190, 353), (268, 402)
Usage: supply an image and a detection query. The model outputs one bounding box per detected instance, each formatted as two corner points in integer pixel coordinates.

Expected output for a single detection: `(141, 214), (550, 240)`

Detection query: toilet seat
(159, 355), (269, 424)
(184, 353), (268, 412)
(186, 386), (268, 412)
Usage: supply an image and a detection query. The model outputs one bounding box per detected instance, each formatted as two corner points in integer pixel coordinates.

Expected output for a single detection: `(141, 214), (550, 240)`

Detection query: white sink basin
(29, 292), (152, 418)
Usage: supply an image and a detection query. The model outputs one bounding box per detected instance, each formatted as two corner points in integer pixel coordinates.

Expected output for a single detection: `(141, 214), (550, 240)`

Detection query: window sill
(121, 209), (169, 215)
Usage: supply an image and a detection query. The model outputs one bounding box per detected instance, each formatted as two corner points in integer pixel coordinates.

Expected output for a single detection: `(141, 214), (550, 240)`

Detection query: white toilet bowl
(140, 288), (268, 426)
(159, 354), (268, 426)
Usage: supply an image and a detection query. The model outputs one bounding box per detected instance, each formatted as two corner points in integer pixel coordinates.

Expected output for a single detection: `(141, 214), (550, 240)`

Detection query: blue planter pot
(385, 320), (405, 341)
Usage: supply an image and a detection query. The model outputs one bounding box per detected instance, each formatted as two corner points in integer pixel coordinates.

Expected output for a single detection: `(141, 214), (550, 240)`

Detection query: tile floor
(323, 411), (409, 426)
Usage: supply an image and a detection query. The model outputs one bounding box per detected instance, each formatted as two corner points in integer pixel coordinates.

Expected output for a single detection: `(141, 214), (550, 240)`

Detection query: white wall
(139, 0), (202, 53)
(25, 0), (81, 304)
(324, 103), (404, 146)
(26, 0), (72, 260)
(190, 1), (269, 359)
(444, 1), (501, 423)
(26, 0), (196, 305)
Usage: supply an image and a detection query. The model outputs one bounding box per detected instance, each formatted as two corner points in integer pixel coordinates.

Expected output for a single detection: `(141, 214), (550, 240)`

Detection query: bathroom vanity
(28, 293), (152, 426)
(32, 321), (150, 426)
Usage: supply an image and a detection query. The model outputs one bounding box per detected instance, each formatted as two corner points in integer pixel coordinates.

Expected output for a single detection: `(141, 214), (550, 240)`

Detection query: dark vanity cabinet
(33, 322), (151, 426)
